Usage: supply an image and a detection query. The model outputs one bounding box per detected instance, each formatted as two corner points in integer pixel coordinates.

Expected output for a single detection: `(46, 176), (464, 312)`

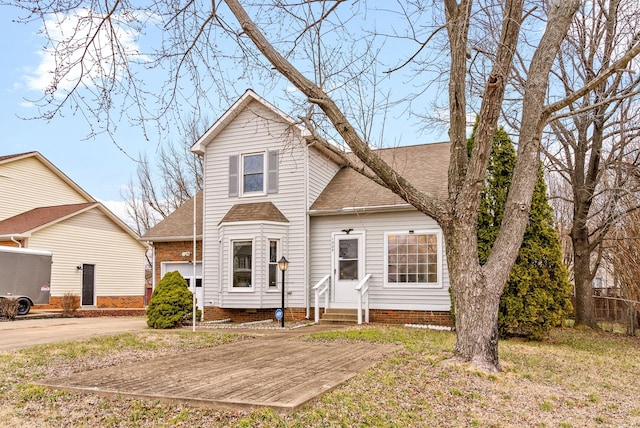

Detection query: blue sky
(0, 12), (154, 221)
(0, 5), (451, 224)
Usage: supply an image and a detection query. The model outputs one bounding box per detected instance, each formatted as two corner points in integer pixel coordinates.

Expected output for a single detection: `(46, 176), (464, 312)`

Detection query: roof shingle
(0, 203), (97, 235)
(220, 202), (288, 224)
(310, 142), (450, 212)
(141, 192), (203, 241)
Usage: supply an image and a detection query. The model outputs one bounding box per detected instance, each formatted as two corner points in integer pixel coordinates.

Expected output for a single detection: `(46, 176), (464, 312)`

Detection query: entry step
(318, 308), (359, 324)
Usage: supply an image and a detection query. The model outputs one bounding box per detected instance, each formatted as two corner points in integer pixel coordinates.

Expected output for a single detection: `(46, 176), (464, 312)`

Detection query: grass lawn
(0, 326), (638, 427)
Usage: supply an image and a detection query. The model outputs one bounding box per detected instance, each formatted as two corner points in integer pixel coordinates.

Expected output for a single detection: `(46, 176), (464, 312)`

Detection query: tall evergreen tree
(473, 127), (573, 340)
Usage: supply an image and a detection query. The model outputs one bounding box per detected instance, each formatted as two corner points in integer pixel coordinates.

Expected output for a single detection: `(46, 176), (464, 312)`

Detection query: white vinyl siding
(307, 147), (342, 206)
(0, 156), (90, 219)
(27, 208), (146, 298)
(309, 211), (450, 311)
(202, 100), (308, 310)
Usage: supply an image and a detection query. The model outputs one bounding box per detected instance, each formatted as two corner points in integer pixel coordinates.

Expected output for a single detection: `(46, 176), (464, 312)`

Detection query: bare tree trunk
(444, 221), (501, 371)
(573, 235), (597, 327)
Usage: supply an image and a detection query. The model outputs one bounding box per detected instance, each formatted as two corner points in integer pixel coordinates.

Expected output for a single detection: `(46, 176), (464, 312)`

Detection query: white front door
(333, 233), (364, 306)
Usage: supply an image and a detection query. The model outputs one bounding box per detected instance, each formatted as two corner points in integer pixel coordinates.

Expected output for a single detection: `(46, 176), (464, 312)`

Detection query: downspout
(304, 143), (310, 319)
(218, 234), (223, 306)
(151, 244), (156, 291)
(10, 236), (22, 248)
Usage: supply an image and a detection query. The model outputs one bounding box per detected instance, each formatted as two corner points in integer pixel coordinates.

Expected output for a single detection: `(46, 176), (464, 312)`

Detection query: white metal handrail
(313, 274), (331, 323)
(356, 273), (372, 324)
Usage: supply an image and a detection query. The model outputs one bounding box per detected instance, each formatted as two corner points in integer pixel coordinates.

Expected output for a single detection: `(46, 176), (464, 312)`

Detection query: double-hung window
(232, 240), (253, 289)
(243, 153), (264, 194)
(229, 151), (279, 197)
(385, 231), (441, 287)
(268, 239), (279, 288)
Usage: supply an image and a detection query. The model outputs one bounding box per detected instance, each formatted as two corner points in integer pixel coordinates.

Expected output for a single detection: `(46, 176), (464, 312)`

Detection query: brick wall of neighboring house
(35, 295), (145, 310)
(153, 240), (203, 284)
(203, 305), (453, 327)
(0, 241), (23, 248)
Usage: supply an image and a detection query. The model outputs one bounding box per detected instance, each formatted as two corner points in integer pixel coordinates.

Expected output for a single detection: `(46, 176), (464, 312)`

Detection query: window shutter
(267, 150), (279, 194)
(228, 155), (239, 197)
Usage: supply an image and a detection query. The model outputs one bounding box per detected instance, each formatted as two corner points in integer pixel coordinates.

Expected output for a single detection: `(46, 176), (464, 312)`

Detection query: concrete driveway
(0, 316), (148, 352)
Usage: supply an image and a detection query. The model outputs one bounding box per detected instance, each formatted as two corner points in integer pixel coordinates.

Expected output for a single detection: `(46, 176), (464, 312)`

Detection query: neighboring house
(145, 90), (452, 325)
(0, 152), (148, 309)
(141, 192), (203, 309)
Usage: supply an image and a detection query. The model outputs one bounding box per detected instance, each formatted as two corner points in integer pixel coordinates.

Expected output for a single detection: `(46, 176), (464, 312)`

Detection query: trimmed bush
(146, 271), (194, 329)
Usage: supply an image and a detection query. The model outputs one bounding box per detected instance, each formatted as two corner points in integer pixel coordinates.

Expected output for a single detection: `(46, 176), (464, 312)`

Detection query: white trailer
(0, 246), (52, 315)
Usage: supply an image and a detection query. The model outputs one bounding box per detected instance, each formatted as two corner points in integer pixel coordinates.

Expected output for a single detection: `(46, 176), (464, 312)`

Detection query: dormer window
(243, 153), (264, 194)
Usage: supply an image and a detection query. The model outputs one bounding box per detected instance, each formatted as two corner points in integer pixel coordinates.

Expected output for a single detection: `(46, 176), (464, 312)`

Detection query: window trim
(241, 152), (266, 196)
(383, 229), (443, 289)
(230, 239), (255, 292)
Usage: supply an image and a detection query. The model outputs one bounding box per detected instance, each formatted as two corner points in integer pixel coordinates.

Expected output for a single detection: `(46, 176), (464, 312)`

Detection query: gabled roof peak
(191, 89), (309, 155)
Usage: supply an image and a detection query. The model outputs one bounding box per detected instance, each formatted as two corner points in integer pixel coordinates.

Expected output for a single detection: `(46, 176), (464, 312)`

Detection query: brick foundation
(34, 295), (144, 310)
(203, 306), (453, 326)
(369, 309), (453, 326)
(203, 307), (307, 323)
(74, 308), (147, 317)
(96, 296), (145, 308)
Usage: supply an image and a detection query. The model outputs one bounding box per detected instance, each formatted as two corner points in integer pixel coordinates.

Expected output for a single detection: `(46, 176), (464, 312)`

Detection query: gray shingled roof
(0, 203), (97, 234)
(220, 202), (288, 224)
(141, 192), (203, 241)
(310, 142), (451, 212)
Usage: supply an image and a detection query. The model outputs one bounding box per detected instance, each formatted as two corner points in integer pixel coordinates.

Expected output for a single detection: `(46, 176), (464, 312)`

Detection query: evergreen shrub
(146, 271), (194, 329)
(473, 125), (573, 340)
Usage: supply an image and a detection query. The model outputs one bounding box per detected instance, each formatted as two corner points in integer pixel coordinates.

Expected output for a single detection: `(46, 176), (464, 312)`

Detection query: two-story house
(0, 152), (148, 310)
(144, 90), (452, 325)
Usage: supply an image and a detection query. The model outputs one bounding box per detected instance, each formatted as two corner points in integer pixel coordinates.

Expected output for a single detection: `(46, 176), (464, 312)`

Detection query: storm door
(332, 233), (364, 305)
(81, 264), (95, 306)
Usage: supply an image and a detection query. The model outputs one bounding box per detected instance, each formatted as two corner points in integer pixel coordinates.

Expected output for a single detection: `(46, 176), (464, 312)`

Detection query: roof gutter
(139, 235), (203, 243)
(0, 234), (28, 247)
(309, 204), (414, 216)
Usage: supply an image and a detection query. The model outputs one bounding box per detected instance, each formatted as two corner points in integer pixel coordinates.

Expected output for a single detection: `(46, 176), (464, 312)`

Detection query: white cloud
(24, 8), (146, 95)
(99, 199), (133, 226)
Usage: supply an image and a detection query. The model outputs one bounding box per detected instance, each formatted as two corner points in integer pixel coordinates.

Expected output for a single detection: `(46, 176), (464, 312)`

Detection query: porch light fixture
(278, 256), (288, 328)
(341, 228), (353, 234)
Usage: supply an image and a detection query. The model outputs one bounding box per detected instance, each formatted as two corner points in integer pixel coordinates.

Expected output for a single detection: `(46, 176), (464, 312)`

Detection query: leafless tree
(606, 200), (640, 334)
(542, 0), (640, 328)
(546, 172), (575, 277)
(5, 0), (640, 373)
(123, 115), (205, 237)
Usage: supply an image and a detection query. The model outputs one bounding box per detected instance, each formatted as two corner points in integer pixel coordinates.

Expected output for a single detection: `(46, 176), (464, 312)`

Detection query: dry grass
(1, 326), (639, 427)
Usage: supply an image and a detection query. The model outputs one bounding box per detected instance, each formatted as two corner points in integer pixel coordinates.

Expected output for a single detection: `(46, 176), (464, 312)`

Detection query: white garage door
(161, 262), (203, 312)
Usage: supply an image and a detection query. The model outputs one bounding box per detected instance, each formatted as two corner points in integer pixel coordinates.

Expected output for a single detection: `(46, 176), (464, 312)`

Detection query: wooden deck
(39, 328), (398, 412)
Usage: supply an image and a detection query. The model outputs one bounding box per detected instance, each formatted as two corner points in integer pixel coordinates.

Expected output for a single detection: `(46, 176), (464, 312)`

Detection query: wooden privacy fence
(593, 295), (639, 336)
